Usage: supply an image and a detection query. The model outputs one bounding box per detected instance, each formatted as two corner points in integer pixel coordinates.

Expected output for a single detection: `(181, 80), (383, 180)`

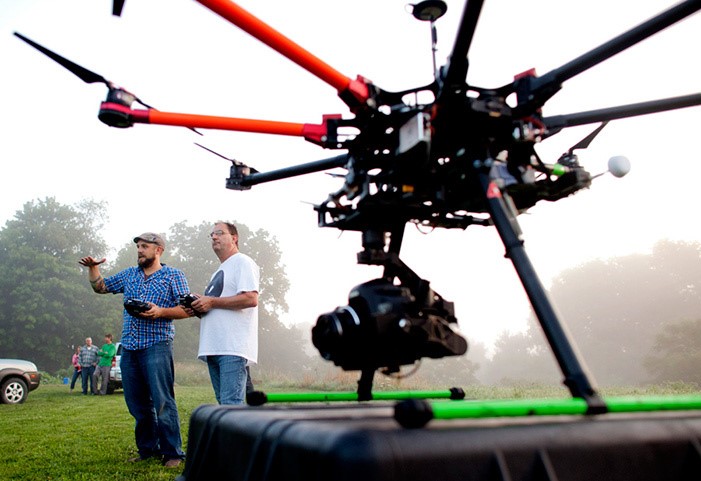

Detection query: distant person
(93, 333), (117, 396)
(69, 346), (81, 392)
(183, 221), (259, 405)
(78, 337), (99, 395)
(79, 232), (190, 468)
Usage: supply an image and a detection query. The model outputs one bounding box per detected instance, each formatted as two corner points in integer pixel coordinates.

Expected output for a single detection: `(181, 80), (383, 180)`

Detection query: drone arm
(441, 0), (484, 89)
(512, 0), (701, 112)
(99, 102), (340, 144)
(229, 154), (348, 189)
(196, 0), (370, 108)
(542, 93), (701, 135)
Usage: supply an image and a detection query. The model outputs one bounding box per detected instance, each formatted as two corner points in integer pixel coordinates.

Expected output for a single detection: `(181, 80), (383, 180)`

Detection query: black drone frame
(14, 0), (701, 407)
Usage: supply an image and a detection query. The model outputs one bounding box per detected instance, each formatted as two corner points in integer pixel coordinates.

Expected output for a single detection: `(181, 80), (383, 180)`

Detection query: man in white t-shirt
(186, 221), (260, 405)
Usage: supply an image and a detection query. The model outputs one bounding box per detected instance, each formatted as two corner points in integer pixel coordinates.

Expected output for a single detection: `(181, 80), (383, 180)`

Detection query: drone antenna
(410, 1), (448, 78)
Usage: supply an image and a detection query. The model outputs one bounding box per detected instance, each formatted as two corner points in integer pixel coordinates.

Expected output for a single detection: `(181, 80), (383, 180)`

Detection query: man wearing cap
(79, 232), (190, 468)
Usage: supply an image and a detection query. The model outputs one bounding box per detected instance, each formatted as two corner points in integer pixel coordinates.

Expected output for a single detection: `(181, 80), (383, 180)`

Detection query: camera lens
(312, 306), (361, 361)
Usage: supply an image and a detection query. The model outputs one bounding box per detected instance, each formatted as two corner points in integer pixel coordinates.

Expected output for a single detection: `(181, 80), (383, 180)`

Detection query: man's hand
(78, 256), (106, 267)
(138, 302), (161, 319)
(191, 296), (215, 313)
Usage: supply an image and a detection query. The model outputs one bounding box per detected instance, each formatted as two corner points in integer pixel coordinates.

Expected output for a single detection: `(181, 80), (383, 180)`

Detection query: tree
(481, 240), (701, 386)
(644, 318), (701, 385)
(0, 198), (123, 372)
(540, 240), (701, 385)
(478, 319), (561, 385)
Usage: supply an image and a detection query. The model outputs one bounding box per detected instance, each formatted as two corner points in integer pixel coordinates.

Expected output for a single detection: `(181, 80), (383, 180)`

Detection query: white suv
(107, 342), (122, 394)
(0, 359), (41, 404)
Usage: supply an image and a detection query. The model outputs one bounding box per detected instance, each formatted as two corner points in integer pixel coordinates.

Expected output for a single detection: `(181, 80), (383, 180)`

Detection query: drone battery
(397, 113), (431, 155)
(178, 403), (701, 481)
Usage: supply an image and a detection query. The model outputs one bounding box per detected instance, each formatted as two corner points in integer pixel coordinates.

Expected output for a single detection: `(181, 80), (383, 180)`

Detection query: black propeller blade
(567, 121), (609, 155)
(13, 31), (204, 135)
(14, 32), (110, 86)
(113, 0), (125, 16)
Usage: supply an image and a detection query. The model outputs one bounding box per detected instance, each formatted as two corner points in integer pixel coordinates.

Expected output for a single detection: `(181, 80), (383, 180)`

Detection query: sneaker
(128, 455), (155, 463)
(163, 459), (182, 468)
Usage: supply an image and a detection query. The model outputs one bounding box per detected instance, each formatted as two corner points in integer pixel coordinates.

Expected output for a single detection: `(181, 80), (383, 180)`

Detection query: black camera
(311, 278), (467, 373)
(179, 294), (202, 317)
(124, 299), (151, 317)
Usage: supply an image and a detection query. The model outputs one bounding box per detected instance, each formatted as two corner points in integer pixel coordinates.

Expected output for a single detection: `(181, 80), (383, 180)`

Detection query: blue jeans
(81, 365), (95, 394)
(70, 368), (81, 389)
(206, 355), (247, 405)
(120, 341), (184, 460)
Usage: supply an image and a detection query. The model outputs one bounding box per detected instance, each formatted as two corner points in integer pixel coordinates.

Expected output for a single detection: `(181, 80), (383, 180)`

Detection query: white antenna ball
(608, 156), (631, 178)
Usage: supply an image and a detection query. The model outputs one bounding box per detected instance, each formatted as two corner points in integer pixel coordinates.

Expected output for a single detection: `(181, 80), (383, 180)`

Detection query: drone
(14, 0), (701, 404)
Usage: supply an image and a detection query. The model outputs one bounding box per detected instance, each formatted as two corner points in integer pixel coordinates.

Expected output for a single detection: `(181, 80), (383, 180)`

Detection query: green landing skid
(246, 388), (465, 406)
(394, 394), (701, 428)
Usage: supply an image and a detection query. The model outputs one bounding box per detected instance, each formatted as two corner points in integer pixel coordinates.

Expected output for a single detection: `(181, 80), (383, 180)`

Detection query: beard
(138, 256), (155, 269)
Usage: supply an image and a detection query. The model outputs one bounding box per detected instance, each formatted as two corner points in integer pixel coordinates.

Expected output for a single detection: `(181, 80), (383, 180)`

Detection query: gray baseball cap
(133, 232), (165, 248)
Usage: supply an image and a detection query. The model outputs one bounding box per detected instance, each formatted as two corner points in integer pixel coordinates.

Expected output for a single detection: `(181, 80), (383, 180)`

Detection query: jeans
(81, 365), (96, 394)
(120, 341), (184, 460)
(206, 355), (247, 405)
(70, 368), (81, 389)
(93, 365), (111, 395)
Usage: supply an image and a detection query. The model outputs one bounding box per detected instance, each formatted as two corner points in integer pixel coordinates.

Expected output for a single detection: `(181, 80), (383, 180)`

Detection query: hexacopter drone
(14, 0), (701, 405)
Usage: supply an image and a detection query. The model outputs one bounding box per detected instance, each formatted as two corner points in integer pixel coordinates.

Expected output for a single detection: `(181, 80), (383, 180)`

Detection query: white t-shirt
(197, 252), (260, 364)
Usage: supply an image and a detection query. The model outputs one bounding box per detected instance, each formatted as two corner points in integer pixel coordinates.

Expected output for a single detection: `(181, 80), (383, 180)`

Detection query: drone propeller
(550, 122), (609, 174)
(194, 142), (257, 170)
(113, 0), (125, 16)
(14, 32), (204, 135)
(13, 32), (154, 109)
(13, 32), (110, 87)
(566, 121), (608, 155)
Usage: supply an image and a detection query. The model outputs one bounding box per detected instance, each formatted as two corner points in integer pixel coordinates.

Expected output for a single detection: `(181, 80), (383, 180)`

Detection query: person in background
(79, 232), (190, 468)
(93, 333), (117, 396)
(184, 221), (259, 406)
(69, 346), (81, 392)
(78, 337), (99, 395)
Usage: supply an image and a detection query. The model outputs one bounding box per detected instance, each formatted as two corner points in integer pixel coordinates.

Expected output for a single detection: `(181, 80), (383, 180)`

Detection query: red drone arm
(99, 102), (339, 145)
(196, 0), (370, 108)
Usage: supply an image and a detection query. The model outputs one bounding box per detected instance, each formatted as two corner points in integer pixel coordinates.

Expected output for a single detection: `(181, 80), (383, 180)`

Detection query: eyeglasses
(209, 230), (227, 238)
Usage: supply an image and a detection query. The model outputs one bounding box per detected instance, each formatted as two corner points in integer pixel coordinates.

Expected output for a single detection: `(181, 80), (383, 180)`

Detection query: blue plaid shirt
(104, 264), (190, 351)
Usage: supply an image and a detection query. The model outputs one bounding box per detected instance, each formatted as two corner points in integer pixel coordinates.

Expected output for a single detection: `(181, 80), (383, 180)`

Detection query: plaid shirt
(104, 264), (190, 351)
(78, 345), (99, 366)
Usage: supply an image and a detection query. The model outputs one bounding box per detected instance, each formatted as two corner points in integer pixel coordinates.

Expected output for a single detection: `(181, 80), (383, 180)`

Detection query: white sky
(1, 0), (700, 354)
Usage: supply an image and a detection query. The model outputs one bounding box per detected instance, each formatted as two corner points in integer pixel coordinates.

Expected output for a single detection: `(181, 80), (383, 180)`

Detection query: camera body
(312, 278), (467, 373)
(123, 299), (151, 317)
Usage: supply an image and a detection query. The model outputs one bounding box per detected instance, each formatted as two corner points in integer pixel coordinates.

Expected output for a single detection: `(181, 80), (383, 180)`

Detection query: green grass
(2, 380), (699, 480)
(0, 384), (216, 481)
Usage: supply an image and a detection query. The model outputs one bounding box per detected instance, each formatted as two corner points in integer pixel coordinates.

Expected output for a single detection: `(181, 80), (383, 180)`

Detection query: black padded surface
(178, 402), (701, 481)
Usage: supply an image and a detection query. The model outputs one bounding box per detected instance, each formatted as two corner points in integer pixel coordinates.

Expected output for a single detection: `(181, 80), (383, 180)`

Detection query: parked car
(0, 359), (41, 404)
(107, 342), (122, 394)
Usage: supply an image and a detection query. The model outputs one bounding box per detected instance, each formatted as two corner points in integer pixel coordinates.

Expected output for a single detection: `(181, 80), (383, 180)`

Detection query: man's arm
(140, 305), (191, 320)
(192, 291), (258, 313)
(78, 256), (108, 294)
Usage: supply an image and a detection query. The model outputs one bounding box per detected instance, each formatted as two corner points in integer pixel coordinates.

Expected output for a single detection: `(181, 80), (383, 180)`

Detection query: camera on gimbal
(311, 278), (467, 373)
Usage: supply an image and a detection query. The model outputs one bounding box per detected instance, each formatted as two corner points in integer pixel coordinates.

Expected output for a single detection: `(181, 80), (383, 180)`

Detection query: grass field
(2, 379), (699, 480)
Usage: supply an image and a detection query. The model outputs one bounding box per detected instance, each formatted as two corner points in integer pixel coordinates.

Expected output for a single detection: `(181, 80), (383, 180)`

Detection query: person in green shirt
(94, 333), (117, 395)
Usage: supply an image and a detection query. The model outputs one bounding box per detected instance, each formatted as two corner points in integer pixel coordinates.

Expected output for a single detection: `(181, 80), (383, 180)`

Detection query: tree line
(1, 197), (700, 388)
